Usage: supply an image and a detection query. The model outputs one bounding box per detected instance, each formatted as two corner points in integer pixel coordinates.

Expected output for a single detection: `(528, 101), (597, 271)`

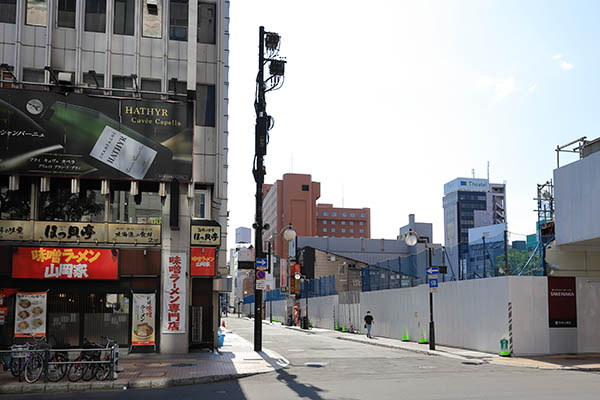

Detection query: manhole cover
(304, 362), (327, 368)
(170, 363), (196, 367)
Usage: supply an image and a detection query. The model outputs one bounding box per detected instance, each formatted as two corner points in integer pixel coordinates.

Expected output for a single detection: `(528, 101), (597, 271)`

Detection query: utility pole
(252, 26), (286, 352)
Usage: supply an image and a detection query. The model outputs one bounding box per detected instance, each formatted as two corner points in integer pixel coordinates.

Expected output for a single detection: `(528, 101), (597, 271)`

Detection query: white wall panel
(150, 57), (162, 79)
(509, 276), (549, 355)
(64, 49), (76, 72)
(21, 45), (34, 68)
(22, 25), (35, 45)
(576, 277), (600, 352)
(140, 37), (152, 56)
(64, 30), (76, 49)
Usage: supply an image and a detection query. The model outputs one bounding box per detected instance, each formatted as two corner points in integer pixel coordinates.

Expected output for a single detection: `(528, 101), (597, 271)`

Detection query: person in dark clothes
(364, 311), (374, 338)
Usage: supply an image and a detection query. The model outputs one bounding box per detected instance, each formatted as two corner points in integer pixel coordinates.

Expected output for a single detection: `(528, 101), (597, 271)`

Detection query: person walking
(364, 311), (374, 338)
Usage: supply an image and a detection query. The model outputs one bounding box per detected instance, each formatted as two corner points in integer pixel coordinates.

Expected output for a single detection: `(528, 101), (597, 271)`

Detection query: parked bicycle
(11, 335), (49, 384)
(0, 345), (22, 378)
(45, 336), (69, 383)
(67, 338), (96, 382)
(94, 336), (117, 381)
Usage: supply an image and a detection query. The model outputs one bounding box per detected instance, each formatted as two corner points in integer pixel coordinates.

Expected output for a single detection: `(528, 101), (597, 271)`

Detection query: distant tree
(496, 248), (541, 275)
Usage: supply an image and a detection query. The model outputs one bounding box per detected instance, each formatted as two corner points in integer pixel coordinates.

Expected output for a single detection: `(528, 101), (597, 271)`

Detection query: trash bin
(218, 333), (225, 347)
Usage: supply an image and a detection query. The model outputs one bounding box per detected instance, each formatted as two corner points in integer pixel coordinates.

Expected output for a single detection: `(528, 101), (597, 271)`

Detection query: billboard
(12, 247), (119, 280)
(0, 88), (192, 181)
(548, 276), (577, 328)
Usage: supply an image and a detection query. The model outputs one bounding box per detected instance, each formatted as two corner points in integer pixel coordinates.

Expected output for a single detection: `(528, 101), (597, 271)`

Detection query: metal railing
(0, 344), (119, 383)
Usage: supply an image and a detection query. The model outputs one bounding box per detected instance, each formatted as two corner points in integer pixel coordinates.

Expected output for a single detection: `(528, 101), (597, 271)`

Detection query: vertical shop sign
(190, 247), (216, 277)
(132, 293), (156, 347)
(162, 252), (187, 334)
(14, 292), (47, 338)
(548, 276), (577, 328)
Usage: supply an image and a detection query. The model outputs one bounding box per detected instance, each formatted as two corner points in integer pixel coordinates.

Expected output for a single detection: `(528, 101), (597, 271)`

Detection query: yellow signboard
(0, 220), (34, 241)
(108, 224), (161, 244)
(33, 221), (106, 243)
(191, 224), (221, 247)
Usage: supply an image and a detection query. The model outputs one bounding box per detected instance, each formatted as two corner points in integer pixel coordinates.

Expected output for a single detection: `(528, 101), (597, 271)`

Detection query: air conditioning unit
(329, 256), (336, 262)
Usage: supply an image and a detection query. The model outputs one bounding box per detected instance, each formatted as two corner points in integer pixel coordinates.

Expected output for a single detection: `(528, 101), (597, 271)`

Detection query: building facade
(0, 0), (229, 353)
(316, 203), (370, 239)
(443, 177), (506, 279)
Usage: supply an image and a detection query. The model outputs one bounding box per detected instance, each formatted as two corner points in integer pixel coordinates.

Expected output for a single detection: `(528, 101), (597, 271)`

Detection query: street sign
(426, 266), (439, 275)
(256, 280), (267, 290)
(429, 277), (438, 292)
(256, 270), (266, 280)
(256, 258), (267, 270)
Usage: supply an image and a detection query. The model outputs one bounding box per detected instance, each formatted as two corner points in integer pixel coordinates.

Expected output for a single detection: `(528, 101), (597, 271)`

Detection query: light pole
(252, 26), (286, 352)
(295, 272), (309, 329)
(402, 229), (439, 351)
(282, 224), (297, 325)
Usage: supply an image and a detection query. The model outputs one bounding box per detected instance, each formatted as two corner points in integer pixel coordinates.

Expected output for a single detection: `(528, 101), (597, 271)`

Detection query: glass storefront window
(83, 293), (130, 345)
(38, 179), (104, 222)
(0, 177), (31, 220)
(47, 292), (80, 347)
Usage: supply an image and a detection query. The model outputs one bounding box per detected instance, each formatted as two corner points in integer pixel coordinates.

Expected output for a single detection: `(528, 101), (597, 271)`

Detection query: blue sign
(426, 267), (439, 275)
(256, 270), (266, 280)
(429, 278), (438, 288)
(256, 258), (267, 268)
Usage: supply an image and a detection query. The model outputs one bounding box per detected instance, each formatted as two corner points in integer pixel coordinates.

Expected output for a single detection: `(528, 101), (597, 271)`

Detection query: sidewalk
(271, 320), (600, 372)
(0, 329), (289, 395)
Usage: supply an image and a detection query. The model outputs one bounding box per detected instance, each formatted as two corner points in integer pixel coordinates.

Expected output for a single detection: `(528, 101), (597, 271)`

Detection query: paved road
(9, 317), (600, 399)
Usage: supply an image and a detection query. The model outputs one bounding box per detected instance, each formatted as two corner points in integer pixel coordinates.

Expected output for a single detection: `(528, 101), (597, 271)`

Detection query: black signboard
(0, 88), (192, 181)
(548, 276), (577, 328)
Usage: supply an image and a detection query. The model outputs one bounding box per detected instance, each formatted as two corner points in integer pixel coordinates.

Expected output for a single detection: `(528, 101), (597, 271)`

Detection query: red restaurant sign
(12, 247), (118, 280)
(190, 247), (215, 277)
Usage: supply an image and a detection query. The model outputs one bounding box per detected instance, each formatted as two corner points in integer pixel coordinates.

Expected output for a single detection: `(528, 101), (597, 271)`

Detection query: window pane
(197, 2), (215, 44)
(0, 0), (17, 23)
(38, 180), (104, 222)
(193, 190), (206, 218)
(169, 0), (188, 41)
(0, 177), (31, 220)
(196, 84), (215, 126)
(57, 0), (76, 28)
(112, 75), (133, 97)
(111, 189), (162, 223)
(26, 0), (47, 26)
(22, 68), (46, 90)
(85, 0), (106, 33)
(141, 78), (161, 99)
(142, 0), (162, 38)
(114, 0), (134, 35)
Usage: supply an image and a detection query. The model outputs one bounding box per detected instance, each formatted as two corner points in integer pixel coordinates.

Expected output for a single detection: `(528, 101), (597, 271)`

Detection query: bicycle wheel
(67, 361), (86, 382)
(47, 354), (67, 382)
(95, 363), (111, 381)
(9, 357), (20, 377)
(82, 361), (98, 381)
(24, 354), (44, 384)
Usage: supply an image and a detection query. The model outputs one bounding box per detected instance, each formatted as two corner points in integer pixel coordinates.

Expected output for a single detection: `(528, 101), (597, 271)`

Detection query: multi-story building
(0, 0), (229, 353)
(443, 178), (506, 279)
(262, 173), (321, 260)
(315, 204), (370, 239)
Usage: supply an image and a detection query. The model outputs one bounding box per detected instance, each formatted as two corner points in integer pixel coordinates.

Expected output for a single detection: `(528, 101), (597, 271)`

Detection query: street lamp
(400, 229), (437, 351)
(281, 224), (296, 325)
(294, 272), (309, 329)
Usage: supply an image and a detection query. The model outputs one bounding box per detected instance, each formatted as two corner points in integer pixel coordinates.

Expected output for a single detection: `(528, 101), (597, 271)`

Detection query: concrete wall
(245, 276), (600, 355)
(554, 150), (600, 245)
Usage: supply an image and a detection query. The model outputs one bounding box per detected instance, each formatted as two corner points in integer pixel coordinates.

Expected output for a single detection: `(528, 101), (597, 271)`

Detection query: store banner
(548, 276), (577, 328)
(190, 247), (216, 277)
(162, 252), (187, 334)
(131, 293), (156, 347)
(190, 221), (221, 246)
(14, 292), (47, 338)
(12, 247), (119, 280)
(0, 89), (192, 181)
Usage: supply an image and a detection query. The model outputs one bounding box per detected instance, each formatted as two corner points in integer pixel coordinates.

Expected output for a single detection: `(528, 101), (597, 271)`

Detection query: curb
(0, 369), (283, 394)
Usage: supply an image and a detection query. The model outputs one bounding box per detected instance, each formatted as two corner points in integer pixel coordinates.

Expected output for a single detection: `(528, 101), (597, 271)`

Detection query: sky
(226, 0), (599, 252)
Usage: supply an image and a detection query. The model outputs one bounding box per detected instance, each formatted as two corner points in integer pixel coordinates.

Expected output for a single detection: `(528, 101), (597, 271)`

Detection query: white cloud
(553, 53), (563, 60)
(528, 83), (537, 94)
(477, 75), (518, 103)
(559, 60), (574, 71)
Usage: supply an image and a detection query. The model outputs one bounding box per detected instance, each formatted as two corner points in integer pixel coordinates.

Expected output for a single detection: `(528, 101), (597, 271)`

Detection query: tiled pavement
(0, 328), (289, 395)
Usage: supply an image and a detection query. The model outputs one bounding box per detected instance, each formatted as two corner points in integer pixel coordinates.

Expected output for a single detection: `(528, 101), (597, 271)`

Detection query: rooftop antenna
(342, 184), (345, 208)
(487, 161), (490, 181)
(290, 153), (293, 173)
(472, 168), (475, 178)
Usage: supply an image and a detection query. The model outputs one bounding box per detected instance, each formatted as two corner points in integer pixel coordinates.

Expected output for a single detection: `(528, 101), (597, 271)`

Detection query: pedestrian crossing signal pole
(253, 26), (286, 352)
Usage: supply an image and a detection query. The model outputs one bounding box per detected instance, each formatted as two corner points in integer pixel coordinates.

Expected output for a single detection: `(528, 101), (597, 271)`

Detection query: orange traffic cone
(221, 320), (225, 328)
